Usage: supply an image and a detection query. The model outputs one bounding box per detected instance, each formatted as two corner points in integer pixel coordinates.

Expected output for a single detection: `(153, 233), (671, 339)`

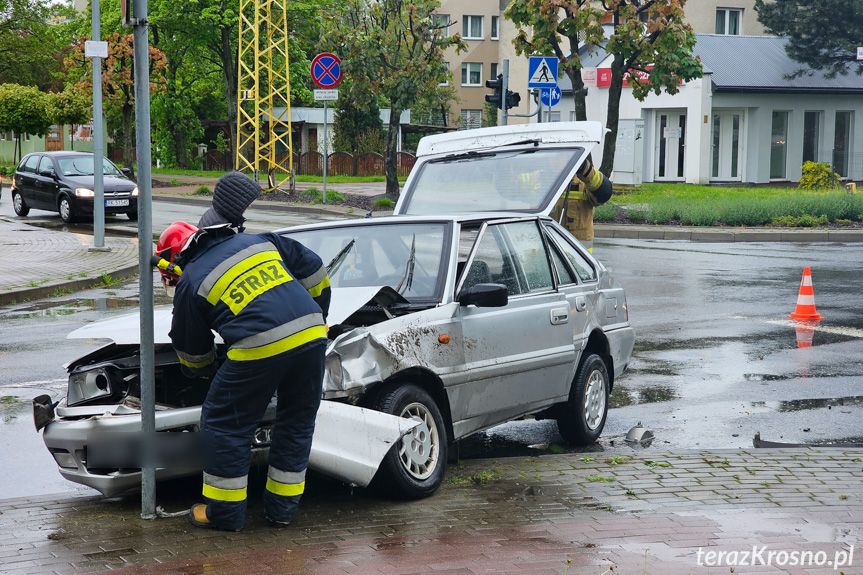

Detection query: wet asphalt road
(1, 236), (862, 498)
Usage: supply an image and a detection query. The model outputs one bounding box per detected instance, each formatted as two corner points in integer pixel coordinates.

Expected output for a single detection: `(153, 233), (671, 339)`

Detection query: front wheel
(556, 353), (610, 446)
(371, 384), (448, 499)
(59, 196), (76, 223)
(13, 191), (29, 216)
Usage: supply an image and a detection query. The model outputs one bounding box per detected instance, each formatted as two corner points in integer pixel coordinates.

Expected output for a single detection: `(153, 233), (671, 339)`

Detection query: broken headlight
(68, 368), (114, 406)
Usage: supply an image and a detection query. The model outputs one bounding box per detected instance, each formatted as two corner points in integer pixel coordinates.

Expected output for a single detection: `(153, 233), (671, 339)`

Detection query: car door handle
(550, 307), (569, 325)
(574, 296), (587, 312)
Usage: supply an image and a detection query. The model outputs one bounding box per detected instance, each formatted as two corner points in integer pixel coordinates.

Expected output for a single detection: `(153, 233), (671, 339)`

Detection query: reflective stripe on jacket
(170, 229), (331, 375)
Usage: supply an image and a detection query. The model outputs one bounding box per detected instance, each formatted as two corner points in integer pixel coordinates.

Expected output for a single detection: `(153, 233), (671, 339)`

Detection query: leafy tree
(755, 0), (863, 78)
(323, 0), (466, 196)
(333, 82), (384, 154)
(66, 33), (167, 173)
(47, 87), (92, 150)
(0, 0), (76, 90)
(0, 83), (52, 163)
(506, 0), (702, 175)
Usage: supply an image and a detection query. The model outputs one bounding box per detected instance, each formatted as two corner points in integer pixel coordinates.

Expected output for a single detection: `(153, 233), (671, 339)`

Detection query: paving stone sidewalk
(2, 448), (861, 575)
(0, 218), (139, 306)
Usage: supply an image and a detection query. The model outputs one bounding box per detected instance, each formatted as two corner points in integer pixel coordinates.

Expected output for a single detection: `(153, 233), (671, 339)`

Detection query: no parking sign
(311, 53), (343, 89)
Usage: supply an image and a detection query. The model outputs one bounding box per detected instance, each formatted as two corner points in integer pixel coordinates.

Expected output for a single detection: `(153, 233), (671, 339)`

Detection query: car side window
(548, 227), (596, 282)
(38, 156), (55, 175)
(23, 155), (40, 173)
(463, 221), (553, 296)
(548, 241), (577, 285)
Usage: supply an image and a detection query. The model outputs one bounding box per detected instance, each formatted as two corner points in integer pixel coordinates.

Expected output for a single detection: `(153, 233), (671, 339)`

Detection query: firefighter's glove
(576, 159), (613, 204)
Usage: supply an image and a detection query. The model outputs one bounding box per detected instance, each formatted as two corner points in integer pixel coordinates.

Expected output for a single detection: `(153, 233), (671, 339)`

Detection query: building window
(770, 110), (789, 179)
(461, 62), (482, 86)
(491, 16), (499, 40)
(433, 14), (450, 36)
(439, 61), (450, 86)
(460, 109), (482, 130)
(834, 111), (853, 177)
(715, 8), (742, 35)
(490, 63), (498, 80)
(803, 111), (821, 164)
(462, 15), (483, 39)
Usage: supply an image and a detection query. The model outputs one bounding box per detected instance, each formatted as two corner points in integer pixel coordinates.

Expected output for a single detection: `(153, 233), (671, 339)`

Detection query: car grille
(104, 190), (132, 198)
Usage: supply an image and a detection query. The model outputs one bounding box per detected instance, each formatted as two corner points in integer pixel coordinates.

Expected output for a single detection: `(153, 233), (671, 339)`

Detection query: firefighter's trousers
(199, 341), (325, 530)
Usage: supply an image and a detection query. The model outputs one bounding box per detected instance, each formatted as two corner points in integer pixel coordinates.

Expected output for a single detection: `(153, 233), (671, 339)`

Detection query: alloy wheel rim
(583, 369), (606, 430)
(398, 401), (439, 480)
(60, 199), (70, 220)
(14, 194), (22, 212)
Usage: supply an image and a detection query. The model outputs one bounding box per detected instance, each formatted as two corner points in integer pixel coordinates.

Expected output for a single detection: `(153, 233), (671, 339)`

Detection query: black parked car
(11, 152), (138, 223)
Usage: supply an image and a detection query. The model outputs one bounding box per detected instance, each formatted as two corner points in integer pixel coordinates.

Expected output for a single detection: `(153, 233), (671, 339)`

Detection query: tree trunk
(566, 69), (588, 122)
(599, 54), (626, 176)
(122, 102), (134, 175)
(219, 25), (238, 170)
(384, 109), (401, 197)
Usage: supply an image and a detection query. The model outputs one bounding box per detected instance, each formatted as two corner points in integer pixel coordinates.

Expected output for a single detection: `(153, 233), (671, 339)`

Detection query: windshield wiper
(327, 239), (355, 276)
(434, 151), (497, 163)
(396, 234), (416, 294)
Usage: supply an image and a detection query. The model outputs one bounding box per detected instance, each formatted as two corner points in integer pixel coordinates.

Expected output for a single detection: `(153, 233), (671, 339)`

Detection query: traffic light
(485, 74), (503, 110)
(505, 89), (521, 110)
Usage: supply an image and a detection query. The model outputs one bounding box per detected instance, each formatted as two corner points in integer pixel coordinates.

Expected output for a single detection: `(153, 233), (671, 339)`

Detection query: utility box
(612, 118), (645, 187)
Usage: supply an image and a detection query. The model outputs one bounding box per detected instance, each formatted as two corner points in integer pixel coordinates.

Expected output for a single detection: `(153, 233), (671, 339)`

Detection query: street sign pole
(132, 0), (156, 520)
(323, 100), (327, 203)
(90, 0), (107, 251)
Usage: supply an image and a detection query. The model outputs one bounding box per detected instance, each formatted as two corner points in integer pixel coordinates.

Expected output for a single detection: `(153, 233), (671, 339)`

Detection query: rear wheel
(12, 191), (29, 216)
(59, 196), (76, 223)
(372, 384), (448, 499)
(556, 354), (609, 446)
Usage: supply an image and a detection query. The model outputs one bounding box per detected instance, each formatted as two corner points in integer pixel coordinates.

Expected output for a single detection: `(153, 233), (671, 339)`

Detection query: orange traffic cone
(788, 267), (823, 320)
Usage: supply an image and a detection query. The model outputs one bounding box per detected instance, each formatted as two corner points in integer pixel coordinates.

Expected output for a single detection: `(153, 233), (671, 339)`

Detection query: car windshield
(57, 157), (123, 177)
(401, 147), (583, 215)
(285, 222), (448, 301)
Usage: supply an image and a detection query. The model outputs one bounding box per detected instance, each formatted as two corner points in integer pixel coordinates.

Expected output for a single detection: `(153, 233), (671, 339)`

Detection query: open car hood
(394, 121), (602, 217)
(66, 286), (405, 345)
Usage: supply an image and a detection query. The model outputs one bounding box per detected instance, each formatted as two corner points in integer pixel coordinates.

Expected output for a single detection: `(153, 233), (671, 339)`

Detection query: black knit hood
(197, 171), (261, 230)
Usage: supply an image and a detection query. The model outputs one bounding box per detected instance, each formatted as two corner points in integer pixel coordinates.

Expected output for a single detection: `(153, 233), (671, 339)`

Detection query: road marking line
(763, 319), (863, 338)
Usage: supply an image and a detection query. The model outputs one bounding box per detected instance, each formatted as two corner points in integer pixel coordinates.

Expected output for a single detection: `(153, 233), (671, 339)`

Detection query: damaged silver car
(36, 122), (635, 500)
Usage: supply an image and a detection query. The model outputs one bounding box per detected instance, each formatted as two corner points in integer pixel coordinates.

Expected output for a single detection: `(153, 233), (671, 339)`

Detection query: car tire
(556, 353), (609, 446)
(127, 210), (138, 221)
(371, 384), (448, 499)
(59, 196), (76, 223)
(12, 191), (29, 216)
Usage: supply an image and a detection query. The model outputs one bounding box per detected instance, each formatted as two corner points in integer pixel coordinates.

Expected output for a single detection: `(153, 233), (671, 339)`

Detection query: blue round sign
(541, 86), (561, 107)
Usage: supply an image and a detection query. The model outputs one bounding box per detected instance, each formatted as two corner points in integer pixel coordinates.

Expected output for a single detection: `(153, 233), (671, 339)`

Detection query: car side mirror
(121, 168), (132, 177)
(457, 283), (508, 307)
(39, 170), (55, 178)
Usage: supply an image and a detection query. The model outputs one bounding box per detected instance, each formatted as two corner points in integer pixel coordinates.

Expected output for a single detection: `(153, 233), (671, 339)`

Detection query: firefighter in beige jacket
(551, 158), (613, 252)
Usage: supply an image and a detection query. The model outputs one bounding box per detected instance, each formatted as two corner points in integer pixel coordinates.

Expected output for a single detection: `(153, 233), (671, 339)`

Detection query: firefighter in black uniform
(156, 177), (331, 531)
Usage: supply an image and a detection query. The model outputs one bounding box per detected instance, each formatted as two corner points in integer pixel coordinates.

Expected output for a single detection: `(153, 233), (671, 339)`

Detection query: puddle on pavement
(610, 384), (677, 408)
(0, 395), (28, 424)
(3, 292), (172, 319)
(769, 395), (863, 413)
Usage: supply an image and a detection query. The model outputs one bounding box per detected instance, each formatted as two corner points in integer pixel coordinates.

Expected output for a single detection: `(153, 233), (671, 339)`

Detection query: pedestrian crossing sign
(528, 56), (558, 88)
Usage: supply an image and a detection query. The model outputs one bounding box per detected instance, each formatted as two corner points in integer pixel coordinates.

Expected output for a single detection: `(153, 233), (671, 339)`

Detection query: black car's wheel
(12, 191), (29, 216)
(59, 196), (76, 223)
(127, 210), (138, 221)
(556, 353), (610, 446)
(372, 384), (448, 499)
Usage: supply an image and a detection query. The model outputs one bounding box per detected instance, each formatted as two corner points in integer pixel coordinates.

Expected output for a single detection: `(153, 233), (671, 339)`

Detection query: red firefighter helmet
(155, 221), (198, 280)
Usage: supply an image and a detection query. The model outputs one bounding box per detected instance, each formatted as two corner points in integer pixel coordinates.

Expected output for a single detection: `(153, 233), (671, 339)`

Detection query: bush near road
(596, 183), (863, 227)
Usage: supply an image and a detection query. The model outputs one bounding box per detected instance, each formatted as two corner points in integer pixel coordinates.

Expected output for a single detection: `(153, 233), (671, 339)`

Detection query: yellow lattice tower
(236, 0), (293, 189)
